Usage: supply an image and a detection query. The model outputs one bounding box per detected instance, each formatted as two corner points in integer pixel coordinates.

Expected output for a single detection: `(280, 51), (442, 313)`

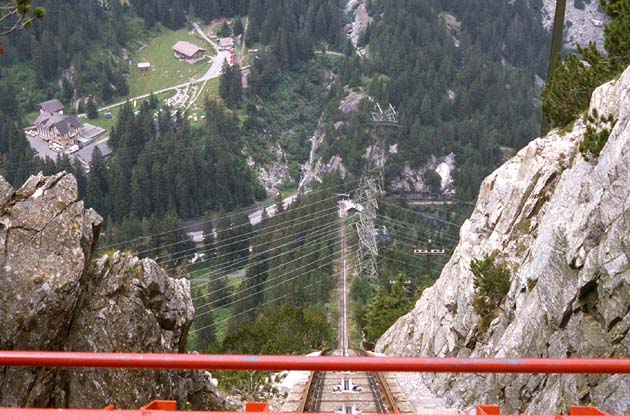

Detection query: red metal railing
(0, 351), (629, 419)
(1, 351), (630, 374)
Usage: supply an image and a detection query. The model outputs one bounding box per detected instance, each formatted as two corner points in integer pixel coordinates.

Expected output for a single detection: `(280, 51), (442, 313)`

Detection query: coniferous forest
(2, 0), (628, 391)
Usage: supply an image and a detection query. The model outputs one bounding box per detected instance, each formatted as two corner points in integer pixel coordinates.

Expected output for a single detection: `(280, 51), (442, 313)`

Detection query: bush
(541, 45), (612, 129)
(362, 274), (413, 343)
(470, 254), (511, 333)
(424, 170), (442, 195)
(579, 108), (617, 161)
(542, 1), (630, 130)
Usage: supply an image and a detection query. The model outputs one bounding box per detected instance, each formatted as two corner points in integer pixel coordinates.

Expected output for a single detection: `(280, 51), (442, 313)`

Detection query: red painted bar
(1, 352), (630, 374)
(0, 411), (629, 420)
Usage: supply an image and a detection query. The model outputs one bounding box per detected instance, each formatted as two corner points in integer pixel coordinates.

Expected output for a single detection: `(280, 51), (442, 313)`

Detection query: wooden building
(171, 41), (206, 63)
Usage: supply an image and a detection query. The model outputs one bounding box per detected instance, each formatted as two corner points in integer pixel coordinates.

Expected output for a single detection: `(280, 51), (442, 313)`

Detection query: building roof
(171, 41), (206, 58)
(34, 113), (83, 136)
(39, 99), (64, 114)
(219, 37), (234, 48)
(77, 141), (112, 163)
(80, 123), (106, 140)
(138, 62), (151, 68)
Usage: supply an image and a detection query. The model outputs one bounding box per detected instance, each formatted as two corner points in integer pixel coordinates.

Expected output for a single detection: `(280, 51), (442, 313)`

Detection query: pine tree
(219, 60), (232, 103)
(218, 21), (231, 38)
(363, 274), (413, 343)
(233, 16), (244, 36)
(86, 97), (98, 119)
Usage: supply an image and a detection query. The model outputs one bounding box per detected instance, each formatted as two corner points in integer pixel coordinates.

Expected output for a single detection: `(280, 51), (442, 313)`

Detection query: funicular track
(299, 349), (399, 414)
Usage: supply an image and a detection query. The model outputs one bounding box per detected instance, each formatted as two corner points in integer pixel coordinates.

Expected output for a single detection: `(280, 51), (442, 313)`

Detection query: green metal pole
(541, 0), (567, 136)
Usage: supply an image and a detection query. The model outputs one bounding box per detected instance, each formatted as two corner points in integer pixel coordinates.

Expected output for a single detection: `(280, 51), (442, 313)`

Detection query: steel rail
(0, 410), (626, 420)
(1, 352), (630, 374)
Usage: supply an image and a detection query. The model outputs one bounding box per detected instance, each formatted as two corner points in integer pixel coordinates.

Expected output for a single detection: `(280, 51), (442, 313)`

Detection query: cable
(186, 216), (351, 286)
(154, 206), (343, 268)
(100, 181), (360, 251)
(192, 268), (333, 332)
(193, 234), (346, 310)
(380, 196), (473, 220)
(380, 255), (423, 271)
(192, 247), (358, 333)
(375, 215), (460, 247)
(375, 212), (462, 240)
(375, 215), (461, 245)
(378, 200), (465, 228)
(143, 193), (361, 272)
(188, 220), (348, 294)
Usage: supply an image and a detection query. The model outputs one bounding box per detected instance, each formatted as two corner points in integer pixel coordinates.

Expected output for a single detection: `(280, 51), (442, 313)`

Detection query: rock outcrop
(0, 172), (222, 409)
(388, 154), (456, 195)
(377, 66), (630, 413)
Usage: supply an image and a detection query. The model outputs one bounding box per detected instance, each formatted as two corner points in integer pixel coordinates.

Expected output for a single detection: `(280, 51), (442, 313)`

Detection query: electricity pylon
(353, 103), (400, 282)
(355, 176), (381, 282)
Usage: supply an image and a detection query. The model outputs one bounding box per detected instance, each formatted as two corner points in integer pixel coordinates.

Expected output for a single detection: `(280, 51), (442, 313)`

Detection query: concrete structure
(138, 62), (151, 72)
(172, 41), (206, 63)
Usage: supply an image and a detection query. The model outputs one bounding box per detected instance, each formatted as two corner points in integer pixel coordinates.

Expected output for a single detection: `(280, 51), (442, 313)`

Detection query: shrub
(541, 45), (613, 129)
(470, 254), (511, 333)
(579, 108), (617, 161)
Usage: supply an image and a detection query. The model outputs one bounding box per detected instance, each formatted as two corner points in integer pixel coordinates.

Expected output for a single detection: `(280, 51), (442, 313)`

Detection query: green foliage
(362, 274), (414, 343)
(601, 0), (630, 68)
(86, 97), (98, 119)
(579, 108), (617, 161)
(470, 254), (511, 333)
(219, 62), (243, 108)
(542, 1), (630, 129)
(0, 0), (45, 42)
(323, 0), (549, 200)
(0, 0), (131, 108)
(221, 305), (334, 355)
(542, 45), (614, 128)
(191, 177), (350, 349)
(217, 21), (232, 38)
(0, 110), (35, 185)
(244, 56), (339, 172)
(233, 16), (245, 37)
(424, 170), (442, 195)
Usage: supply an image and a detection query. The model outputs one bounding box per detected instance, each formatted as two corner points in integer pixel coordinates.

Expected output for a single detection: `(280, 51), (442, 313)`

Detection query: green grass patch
(127, 27), (216, 98)
(81, 106), (121, 134)
(191, 77), (220, 109)
(280, 186), (298, 199)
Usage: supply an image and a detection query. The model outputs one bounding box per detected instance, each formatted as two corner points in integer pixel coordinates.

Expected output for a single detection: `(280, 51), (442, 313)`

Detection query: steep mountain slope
(377, 65), (630, 414)
(298, 0), (549, 200)
(0, 172), (222, 409)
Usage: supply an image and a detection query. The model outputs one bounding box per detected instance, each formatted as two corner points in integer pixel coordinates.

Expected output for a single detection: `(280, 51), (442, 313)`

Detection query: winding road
(99, 23), (230, 113)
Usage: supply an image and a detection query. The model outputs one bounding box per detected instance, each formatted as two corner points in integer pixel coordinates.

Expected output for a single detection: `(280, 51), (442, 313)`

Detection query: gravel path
(394, 373), (461, 414)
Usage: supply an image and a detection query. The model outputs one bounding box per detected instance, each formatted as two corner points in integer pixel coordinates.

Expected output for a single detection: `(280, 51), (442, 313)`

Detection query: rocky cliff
(377, 65), (630, 414)
(0, 172), (222, 409)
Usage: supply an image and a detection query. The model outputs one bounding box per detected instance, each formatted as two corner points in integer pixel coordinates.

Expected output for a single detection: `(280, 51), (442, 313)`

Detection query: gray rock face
(0, 172), (223, 410)
(377, 65), (630, 414)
